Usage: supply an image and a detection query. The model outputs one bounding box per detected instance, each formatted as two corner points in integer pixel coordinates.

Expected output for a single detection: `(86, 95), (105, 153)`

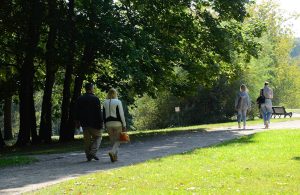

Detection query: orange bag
(119, 132), (130, 143)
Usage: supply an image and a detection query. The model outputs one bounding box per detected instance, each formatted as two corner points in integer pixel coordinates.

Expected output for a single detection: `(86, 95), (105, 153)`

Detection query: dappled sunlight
(148, 145), (180, 152)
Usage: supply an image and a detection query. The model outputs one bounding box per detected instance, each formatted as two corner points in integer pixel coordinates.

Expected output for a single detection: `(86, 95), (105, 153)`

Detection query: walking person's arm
(247, 94), (251, 110)
(118, 100), (127, 131)
(96, 99), (103, 129)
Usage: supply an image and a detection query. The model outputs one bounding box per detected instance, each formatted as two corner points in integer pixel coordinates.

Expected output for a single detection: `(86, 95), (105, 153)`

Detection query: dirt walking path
(1, 120), (299, 195)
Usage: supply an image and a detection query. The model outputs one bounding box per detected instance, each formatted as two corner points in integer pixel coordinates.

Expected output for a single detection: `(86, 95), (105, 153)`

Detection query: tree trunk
(39, 72), (56, 143)
(4, 95), (13, 140)
(40, 0), (58, 143)
(16, 1), (43, 146)
(0, 129), (5, 149)
(30, 94), (39, 144)
(17, 62), (32, 146)
(66, 75), (84, 140)
(65, 45), (96, 140)
(59, 0), (75, 142)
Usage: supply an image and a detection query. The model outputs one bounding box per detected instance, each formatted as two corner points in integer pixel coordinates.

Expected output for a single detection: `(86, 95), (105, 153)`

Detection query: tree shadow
(213, 134), (256, 147)
(292, 156), (300, 161)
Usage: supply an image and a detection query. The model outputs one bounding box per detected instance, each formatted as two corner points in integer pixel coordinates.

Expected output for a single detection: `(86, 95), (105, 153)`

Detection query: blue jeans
(261, 100), (272, 125)
(262, 111), (272, 124)
(237, 109), (247, 127)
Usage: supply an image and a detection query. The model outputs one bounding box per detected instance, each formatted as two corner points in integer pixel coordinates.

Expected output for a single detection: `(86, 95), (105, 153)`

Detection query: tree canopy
(2, 0), (297, 144)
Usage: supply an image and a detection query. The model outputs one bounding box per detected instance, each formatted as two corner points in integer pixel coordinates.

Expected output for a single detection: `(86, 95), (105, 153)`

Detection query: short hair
(107, 88), (118, 99)
(85, 83), (94, 91)
(264, 81), (269, 86)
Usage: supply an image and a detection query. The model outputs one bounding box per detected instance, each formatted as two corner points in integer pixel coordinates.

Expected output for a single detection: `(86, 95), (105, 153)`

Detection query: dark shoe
(87, 155), (92, 162)
(108, 152), (116, 162)
(92, 155), (99, 161)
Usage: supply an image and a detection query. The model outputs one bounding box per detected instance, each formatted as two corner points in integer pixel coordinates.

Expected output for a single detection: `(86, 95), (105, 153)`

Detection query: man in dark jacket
(75, 83), (103, 161)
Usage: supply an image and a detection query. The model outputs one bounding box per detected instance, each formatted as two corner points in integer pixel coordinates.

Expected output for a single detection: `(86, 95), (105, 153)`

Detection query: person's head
(107, 88), (118, 99)
(264, 81), (269, 86)
(240, 84), (247, 92)
(85, 83), (94, 93)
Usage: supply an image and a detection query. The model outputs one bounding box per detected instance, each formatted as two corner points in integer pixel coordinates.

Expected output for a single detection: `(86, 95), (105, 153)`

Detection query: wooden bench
(272, 106), (292, 118)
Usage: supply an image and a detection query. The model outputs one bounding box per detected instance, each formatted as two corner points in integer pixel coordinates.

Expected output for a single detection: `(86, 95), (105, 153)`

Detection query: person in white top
(261, 82), (273, 129)
(103, 88), (126, 162)
(235, 84), (251, 129)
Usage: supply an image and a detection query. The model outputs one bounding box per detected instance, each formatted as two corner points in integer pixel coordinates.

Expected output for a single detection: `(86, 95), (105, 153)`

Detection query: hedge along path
(0, 120), (299, 195)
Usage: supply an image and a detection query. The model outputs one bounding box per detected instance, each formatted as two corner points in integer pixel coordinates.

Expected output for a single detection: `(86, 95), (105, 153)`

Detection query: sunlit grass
(33, 130), (300, 194)
(131, 117), (300, 135)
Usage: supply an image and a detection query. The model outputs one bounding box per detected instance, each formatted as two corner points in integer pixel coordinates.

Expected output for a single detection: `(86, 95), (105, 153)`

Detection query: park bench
(272, 106), (292, 118)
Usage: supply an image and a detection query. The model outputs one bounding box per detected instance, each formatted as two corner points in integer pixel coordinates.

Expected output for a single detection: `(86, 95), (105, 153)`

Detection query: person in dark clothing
(75, 83), (103, 161)
(256, 89), (264, 118)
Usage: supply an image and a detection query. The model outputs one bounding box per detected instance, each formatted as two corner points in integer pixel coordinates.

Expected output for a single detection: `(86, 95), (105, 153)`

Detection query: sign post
(175, 106), (180, 126)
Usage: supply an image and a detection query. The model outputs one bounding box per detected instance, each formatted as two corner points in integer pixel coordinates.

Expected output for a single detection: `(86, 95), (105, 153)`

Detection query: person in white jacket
(260, 82), (273, 129)
(235, 84), (251, 129)
(103, 88), (126, 162)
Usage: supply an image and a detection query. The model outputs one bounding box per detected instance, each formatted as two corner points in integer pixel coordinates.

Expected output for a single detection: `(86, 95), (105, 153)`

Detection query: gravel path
(1, 120), (299, 195)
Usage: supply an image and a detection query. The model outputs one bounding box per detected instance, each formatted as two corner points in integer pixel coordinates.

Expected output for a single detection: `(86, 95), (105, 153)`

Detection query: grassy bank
(33, 130), (300, 194)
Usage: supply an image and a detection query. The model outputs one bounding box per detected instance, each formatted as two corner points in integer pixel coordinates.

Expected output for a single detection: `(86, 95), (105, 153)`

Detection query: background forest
(1, 0), (300, 147)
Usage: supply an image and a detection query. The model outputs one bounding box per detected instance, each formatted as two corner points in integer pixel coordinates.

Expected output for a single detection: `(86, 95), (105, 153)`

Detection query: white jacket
(103, 98), (126, 127)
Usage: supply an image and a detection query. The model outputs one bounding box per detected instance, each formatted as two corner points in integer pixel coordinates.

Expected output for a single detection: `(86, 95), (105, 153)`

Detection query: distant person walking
(256, 89), (264, 118)
(261, 82), (273, 128)
(235, 84), (251, 129)
(103, 88), (127, 162)
(75, 83), (103, 161)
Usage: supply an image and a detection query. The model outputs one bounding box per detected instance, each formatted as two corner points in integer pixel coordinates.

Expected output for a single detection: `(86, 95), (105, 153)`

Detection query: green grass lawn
(33, 130), (300, 194)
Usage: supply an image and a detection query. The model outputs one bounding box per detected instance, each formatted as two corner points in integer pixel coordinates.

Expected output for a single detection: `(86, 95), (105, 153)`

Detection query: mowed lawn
(33, 130), (300, 194)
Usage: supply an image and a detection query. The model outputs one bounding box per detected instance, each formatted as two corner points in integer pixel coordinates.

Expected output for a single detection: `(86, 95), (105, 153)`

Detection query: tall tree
(243, 0), (300, 107)
(4, 95), (13, 140)
(0, 1), (22, 141)
(96, 0), (257, 100)
(0, 129), (5, 148)
(63, 0), (102, 141)
(16, 0), (44, 146)
(66, 45), (96, 141)
(59, 0), (76, 142)
(39, 0), (59, 143)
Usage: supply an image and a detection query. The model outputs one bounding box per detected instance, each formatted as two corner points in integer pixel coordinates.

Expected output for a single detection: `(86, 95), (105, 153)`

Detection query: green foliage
(130, 93), (179, 129)
(131, 77), (244, 130)
(242, 0), (300, 108)
(1, 0), (291, 143)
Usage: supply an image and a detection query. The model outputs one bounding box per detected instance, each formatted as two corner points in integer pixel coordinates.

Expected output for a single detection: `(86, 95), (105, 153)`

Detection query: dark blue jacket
(74, 93), (103, 129)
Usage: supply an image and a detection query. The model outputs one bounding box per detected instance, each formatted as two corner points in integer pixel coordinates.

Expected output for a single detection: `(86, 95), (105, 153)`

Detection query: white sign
(175, 106), (180, 112)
